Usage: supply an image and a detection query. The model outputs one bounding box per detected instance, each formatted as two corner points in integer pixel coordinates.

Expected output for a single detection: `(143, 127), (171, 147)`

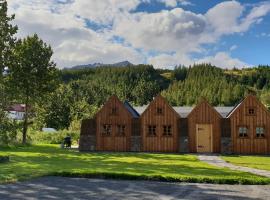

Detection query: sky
(7, 0), (270, 69)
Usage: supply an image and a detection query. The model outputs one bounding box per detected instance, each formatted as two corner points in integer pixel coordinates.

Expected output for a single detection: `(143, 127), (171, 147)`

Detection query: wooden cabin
(187, 99), (222, 153)
(95, 95), (139, 151)
(140, 95), (180, 152)
(227, 95), (270, 154)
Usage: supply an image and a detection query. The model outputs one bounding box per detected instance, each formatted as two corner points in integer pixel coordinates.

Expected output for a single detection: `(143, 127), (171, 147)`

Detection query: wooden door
(196, 124), (212, 153)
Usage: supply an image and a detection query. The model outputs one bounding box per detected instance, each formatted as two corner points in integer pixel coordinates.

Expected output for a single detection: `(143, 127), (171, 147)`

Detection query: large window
(163, 125), (172, 136)
(238, 127), (248, 138)
(117, 124), (126, 136)
(256, 127), (265, 138)
(102, 124), (112, 136)
(148, 125), (156, 136)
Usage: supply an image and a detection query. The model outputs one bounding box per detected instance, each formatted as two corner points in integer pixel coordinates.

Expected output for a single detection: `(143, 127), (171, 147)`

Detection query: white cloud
(6, 1), (270, 68)
(195, 52), (249, 69)
(230, 45), (238, 51)
(157, 0), (192, 7)
(114, 8), (207, 52)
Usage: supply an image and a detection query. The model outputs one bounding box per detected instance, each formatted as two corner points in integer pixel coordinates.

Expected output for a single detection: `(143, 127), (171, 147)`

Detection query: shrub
(28, 130), (80, 145)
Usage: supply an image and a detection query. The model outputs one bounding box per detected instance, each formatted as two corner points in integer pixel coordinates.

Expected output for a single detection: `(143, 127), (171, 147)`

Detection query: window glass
(111, 107), (118, 115)
(256, 127), (265, 138)
(117, 125), (125, 136)
(102, 124), (111, 136)
(157, 107), (163, 115)
(148, 125), (156, 136)
(238, 127), (248, 138)
(163, 125), (172, 136)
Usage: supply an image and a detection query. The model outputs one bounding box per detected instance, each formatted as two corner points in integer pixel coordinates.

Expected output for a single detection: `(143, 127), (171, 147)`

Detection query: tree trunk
(22, 103), (28, 144)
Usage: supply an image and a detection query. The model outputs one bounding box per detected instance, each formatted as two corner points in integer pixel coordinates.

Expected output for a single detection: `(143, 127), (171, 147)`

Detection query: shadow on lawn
(0, 177), (266, 200)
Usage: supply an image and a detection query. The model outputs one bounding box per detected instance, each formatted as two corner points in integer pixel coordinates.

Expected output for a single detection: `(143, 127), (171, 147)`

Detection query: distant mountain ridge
(70, 61), (134, 69)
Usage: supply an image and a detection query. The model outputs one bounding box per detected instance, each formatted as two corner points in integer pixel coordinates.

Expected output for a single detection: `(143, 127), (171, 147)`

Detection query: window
(117, 125), (126, 136)
(163, 125), (172, 136)
(256, 127), (265, 138)
(111, 107), (118, 115)
(238, 127), (248, 138)
(246, 107), (256, 116)
(148, 125), (156, 136)
(102, 124), (111, 136)
(156, 107), (163, 115)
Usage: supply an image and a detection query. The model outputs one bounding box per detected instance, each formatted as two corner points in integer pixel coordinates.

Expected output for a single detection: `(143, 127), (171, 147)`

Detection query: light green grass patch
(222, 155), (270, 171)
(0, 145), (270, 184)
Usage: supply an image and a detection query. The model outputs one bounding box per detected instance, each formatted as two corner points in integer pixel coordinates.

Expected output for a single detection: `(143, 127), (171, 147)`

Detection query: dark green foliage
(62, 65), (165, 106)
(0, 0), (17, 73)
(8, 34), (59, 143)
(162, 64), (246, 106)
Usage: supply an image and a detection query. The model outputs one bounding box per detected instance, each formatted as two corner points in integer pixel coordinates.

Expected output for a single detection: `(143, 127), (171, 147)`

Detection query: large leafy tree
(0, 0), (18, 143)
(0, 0), (17, 73)
(8, 34), (58, 144)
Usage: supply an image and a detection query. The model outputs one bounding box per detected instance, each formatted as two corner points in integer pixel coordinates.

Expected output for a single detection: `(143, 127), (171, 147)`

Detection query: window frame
(237, 126), (249, 138)
(102, 124), (112, 136)
(147, 125), (157, 137)
(162, 125), (172, 137)
(246, 107), (256, 116)
(156, 107), (163, 115)
(110, 107), (118, 116)
(255, 126), (266, 139)
(116, 124), (126, 137)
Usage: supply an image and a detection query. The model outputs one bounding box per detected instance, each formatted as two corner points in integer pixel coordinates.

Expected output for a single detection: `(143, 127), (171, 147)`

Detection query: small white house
(6, 104), (26, 120)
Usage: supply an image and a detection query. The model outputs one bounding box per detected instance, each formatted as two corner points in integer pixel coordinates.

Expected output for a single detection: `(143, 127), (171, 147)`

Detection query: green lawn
(0, 145), (270, 185)
(222, 155), (270, 171)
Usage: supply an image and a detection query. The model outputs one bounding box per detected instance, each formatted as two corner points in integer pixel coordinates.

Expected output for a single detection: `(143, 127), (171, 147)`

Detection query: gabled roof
(6, 104), (27, 112)
(124, 101), (140, 118)
(95, 95), (139, 119)
(139, 94), (181, 118)
(187, 99), (223, 118)
(227, 95), (270, 118)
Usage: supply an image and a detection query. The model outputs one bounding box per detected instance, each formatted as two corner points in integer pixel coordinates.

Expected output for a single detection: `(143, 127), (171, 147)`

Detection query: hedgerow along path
(0, 144), (270, 185)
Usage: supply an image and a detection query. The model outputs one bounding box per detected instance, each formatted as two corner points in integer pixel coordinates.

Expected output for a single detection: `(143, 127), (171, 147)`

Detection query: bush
(28, 130), (80, 145)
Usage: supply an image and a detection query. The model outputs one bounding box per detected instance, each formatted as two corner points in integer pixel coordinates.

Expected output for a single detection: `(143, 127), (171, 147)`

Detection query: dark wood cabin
(227, 95), (270, 154)
(140, 95), (180, 152)
(187, 99), (222, 153)
(95, 95), (139, 151)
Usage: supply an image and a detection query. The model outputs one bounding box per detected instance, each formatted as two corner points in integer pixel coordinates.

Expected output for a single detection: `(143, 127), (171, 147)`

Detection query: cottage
(227, 95), (270, 154)
(79, 94), (269, 155)
(139, 95), (180, 152)
(187, 99), (222, 153)
(80, 95), (140, 152)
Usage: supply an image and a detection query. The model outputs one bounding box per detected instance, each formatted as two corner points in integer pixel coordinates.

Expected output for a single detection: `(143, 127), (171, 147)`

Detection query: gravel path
(198, 154), (270, 178)
(0, 177), (270, 200)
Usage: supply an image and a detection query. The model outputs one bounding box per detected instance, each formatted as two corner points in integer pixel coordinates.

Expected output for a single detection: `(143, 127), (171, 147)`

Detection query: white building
(6, 104), (26, 120)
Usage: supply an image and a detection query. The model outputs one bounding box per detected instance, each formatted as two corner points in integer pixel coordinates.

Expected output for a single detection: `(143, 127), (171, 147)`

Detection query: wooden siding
(229, 95), (270, 154)
(188, 100), (222, 153)
(95, 95), (134, 151)
(140, 95), (180, 152)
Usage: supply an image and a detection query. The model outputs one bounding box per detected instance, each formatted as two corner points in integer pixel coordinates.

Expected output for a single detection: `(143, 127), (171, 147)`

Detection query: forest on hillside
(59, 64), (270, 108)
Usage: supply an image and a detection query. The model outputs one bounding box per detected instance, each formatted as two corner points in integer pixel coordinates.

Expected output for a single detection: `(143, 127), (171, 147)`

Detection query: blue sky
(8, 0), (270, 68)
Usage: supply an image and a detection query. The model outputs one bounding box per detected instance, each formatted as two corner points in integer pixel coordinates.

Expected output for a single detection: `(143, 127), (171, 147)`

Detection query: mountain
(70, 61), (133, 69)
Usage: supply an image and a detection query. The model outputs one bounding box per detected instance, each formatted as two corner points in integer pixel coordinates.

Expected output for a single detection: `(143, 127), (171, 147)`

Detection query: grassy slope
(0, 145), (269, 184)
(222, 156), (270, 171)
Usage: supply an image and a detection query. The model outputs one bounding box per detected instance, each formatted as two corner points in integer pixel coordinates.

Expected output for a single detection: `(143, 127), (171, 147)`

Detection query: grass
(222, 155), (270, 171)
(0, 144), (270, 185)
